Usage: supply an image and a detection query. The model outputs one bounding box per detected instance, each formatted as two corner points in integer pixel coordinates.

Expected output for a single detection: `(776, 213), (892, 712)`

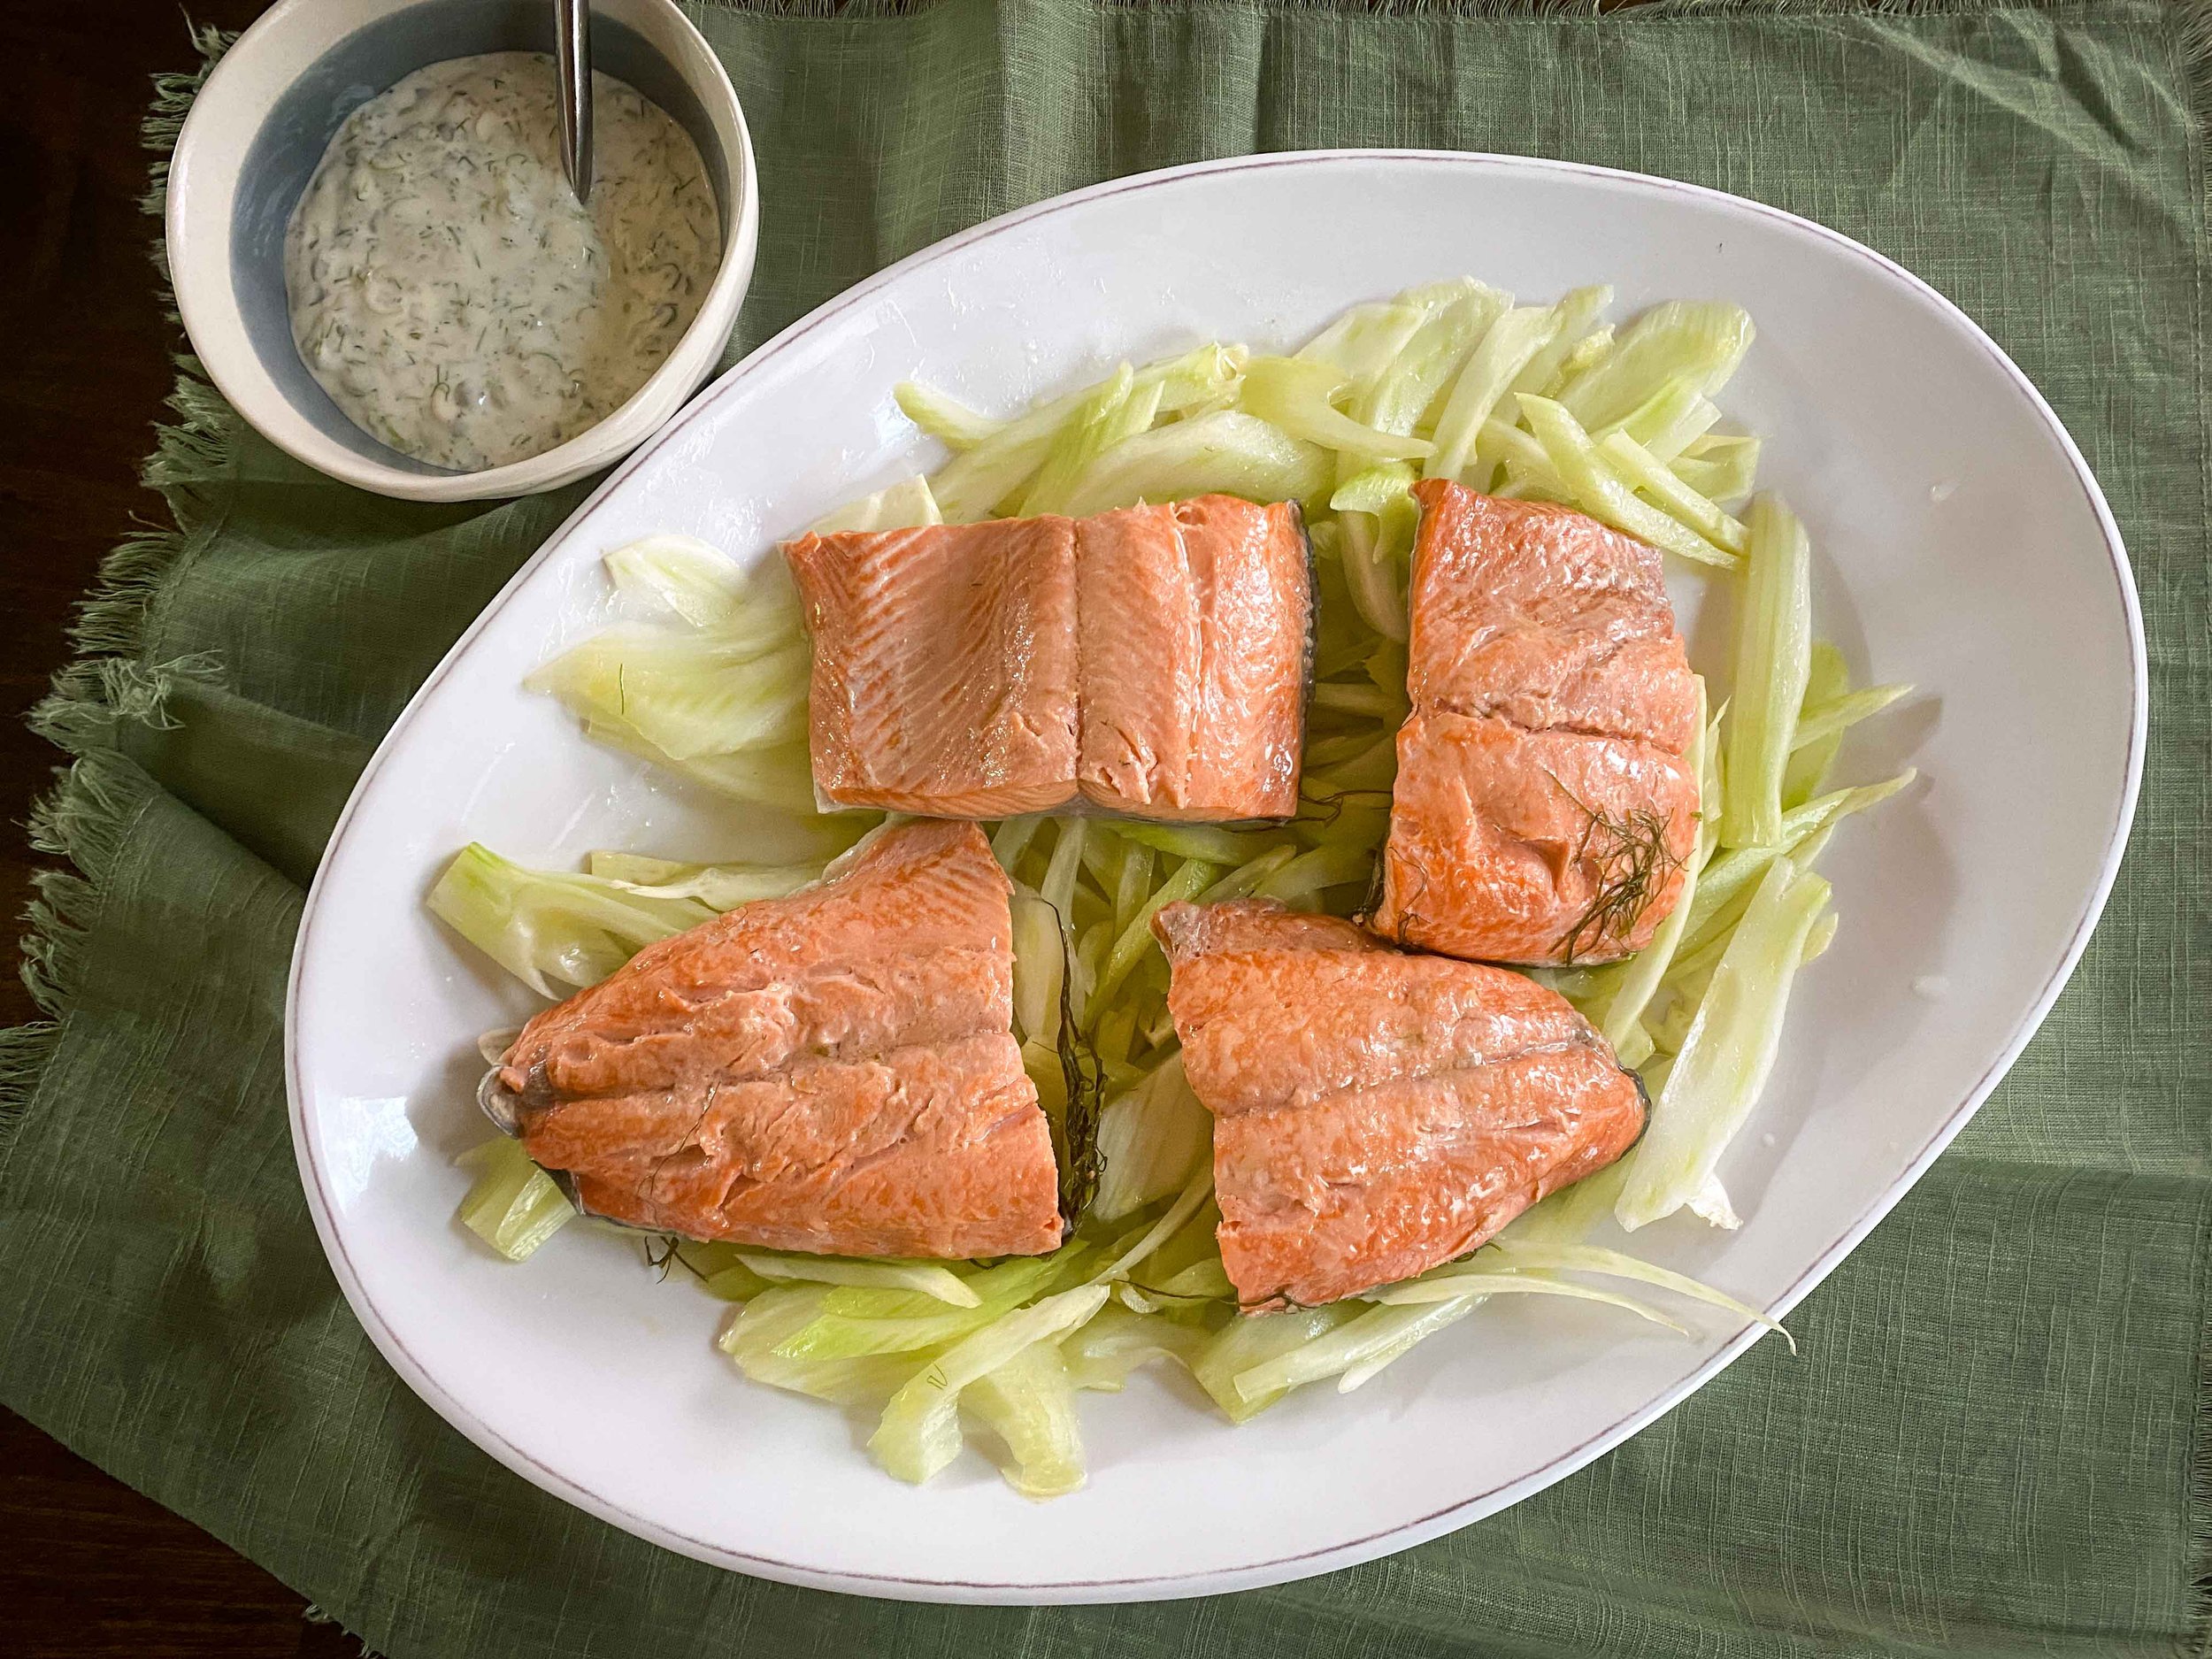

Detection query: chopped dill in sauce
(283, 52), (720, 472)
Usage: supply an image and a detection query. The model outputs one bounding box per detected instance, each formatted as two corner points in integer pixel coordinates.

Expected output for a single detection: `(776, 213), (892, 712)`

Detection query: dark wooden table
(2, 4), (357, 1652)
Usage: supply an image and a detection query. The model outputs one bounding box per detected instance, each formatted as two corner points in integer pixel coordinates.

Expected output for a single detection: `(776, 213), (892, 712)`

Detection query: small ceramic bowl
(166, 0), (758, 502)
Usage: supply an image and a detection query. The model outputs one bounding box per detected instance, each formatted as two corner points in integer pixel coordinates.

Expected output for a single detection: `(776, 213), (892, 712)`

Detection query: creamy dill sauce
(284, 52), (719, 472)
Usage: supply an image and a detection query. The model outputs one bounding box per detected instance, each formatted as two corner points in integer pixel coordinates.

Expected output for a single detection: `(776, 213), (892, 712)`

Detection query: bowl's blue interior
(232, 0), (735, 475)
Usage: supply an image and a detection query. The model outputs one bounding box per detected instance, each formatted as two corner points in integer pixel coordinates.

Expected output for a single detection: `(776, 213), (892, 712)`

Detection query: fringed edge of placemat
(0, 22), (238, 1182)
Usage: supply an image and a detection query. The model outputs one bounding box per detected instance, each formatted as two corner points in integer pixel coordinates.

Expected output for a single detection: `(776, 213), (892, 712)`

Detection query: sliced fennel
(1363, 1270), (1688, 1335)
(1238, 357), (1433, 462)
(457, 1136), (574, 1261)
(1518, 396), (1737, 568)
(1617, 856), (1832, 1232)
(603, 534), (788, 632)
(581, 852), (820, 909)
(733, 1252), (982, 1307)
(1721, 495), (1814, 848)
(1061, 1302), (1210, 1393)
(1556, 299), (1755, 433)
(964, 1339), (1089, 1498)
(1092, 1053), (1212, 1221)
(428, 844), (710, 996)
(1487, 1240), (1793, 1350)
(1056, 411), (1333, 518)
(869, 1285), (1111, 1484)
(810, 472), (944, 534)
(1427, 304), (1561, 481)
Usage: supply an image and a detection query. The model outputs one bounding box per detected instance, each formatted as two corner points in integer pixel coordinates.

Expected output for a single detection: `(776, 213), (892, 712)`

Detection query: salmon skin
(783, 496), (1310, 822)
(1371, 483), (1700, 965)
(494, 820), (1064, 1258)
(1153, 899), (1646, 1311)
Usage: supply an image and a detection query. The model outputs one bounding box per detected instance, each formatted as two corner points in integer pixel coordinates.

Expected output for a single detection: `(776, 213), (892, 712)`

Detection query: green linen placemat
(3, 2), (2206, 1654)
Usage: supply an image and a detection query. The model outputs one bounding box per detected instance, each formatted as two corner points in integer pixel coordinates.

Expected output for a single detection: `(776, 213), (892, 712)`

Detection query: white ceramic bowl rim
(286, 149), (2147, 1598)
(166, 0), (758, 502)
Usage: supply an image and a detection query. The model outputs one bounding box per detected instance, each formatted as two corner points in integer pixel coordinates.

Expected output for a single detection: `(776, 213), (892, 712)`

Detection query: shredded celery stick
(1426, 305), (1562, 480)
(1191, 1305), (1363, 1422)
(1010, 891), (1067, 1048)
(602, 534), (773, 631)
(1517, 396), (1737, 568)
(1599, 432), (1749, 555)
(580, 854), (820, 909)
(733, 1252), (982, 1308)
(1021, 366), (1166, 515)
(457, 1137), (575, 1260)
(1239, 357), (1434, 462)
(869, 1285), (1111, 1484)
(1093, 1053), (1211, 1221)
(808, 472), (944, 534)
(1595, 681), (1715, 1050)
(428, 844), (710, 995)
(527, 628), (811, 760)
(1488, 1240), (1793, 1350)
(1722, 495), (1816, 848)
(1617, 856), (1832, 1233)
(964, 1340), (1089, 1499)
(1062, 1303), (1210, 1393)
(1363, 1270), (1687, 1334)
(893, 382), (1001, 451)
(1056, 411), (1333, 518)
(1557, 300), (1755, 434)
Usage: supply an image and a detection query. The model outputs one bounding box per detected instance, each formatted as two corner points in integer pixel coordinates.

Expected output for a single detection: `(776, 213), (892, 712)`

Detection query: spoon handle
(556, 0), (593, 204)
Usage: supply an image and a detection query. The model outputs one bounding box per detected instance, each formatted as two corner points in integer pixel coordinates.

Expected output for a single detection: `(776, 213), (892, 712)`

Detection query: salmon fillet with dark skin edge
(497, 820), (1064, 1257)
(1371, 483), (1701, 965)
(783, 496), (1310, 822)
(1153, 899), (1646, 1311)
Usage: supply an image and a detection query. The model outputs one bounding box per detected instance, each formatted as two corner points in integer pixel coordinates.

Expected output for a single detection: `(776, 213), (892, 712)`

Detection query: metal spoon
(555, 0), (593, 204)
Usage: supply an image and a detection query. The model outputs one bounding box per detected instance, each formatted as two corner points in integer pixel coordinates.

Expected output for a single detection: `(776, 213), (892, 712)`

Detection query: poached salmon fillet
(493, 820), (1064, 1257)
(1153, 899), (1647, 1310)
(1371, 483), (1700, 964)
(783, 496), (1310, 821)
